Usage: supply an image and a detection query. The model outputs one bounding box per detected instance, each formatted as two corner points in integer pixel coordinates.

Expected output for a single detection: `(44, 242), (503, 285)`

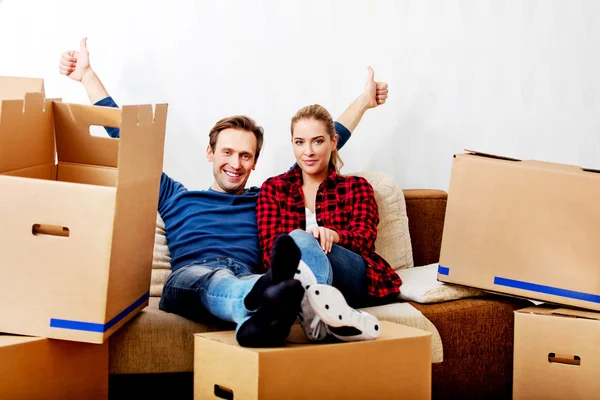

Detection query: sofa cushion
(352, 172), (413, 271)
(397, 264), (484, 303)
(150, 172), (413, 296)
(109, 297), (234, 374)
(151, 213), (171, 297)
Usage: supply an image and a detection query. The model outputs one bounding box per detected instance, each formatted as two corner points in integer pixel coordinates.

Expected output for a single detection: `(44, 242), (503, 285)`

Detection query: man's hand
(58, 37), (92, 82)
(307, 226), (340, 254)
(57, 38), (109, 104)
(362, 66), (389, 109)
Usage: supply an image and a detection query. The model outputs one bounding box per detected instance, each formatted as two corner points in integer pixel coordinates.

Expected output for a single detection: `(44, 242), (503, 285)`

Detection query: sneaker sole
(294, 261), (327, 341)
(307, 284), (380, 340)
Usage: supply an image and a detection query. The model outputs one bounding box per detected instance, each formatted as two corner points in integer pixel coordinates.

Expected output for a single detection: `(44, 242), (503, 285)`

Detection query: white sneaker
(306, 284), (381, 341)
(294, 261), (328, 341)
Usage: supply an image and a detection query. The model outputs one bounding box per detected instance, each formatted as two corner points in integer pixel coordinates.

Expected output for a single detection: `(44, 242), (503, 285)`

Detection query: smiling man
(58, 38), (389, 347)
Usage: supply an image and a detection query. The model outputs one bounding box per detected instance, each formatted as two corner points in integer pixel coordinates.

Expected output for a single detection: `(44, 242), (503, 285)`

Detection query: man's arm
(336, 66), (389, 135)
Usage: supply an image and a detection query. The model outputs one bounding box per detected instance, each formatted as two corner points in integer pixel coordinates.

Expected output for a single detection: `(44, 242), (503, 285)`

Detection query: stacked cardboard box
(437, 150), (600, 399)
(0, 76), (168, 398)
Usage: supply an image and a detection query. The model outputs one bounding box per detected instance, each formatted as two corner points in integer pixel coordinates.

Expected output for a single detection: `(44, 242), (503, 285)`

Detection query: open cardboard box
(513, 306), (600, 400)
(0, 77), (168, 343)
(0, 333), (108, 400)
(438, 150), (600, 311)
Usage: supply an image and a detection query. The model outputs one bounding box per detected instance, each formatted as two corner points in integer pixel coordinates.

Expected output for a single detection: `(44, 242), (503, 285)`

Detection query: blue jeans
(158, 240), (337, 330)
(289, 229), (367, 308)
(159, 258), (259, 330)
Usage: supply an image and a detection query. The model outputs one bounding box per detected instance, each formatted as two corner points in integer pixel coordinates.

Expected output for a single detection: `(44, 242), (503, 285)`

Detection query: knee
(289, 229), (314, 243)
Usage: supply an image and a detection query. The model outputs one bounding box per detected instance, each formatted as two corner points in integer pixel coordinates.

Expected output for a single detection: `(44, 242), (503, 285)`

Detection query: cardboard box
(514, 306), (600, 400)
(0, 334), (108, 400)
(194, 321), (432, 400)
(0, 75), (45, 100)
(438, 150), (600, 311)
(0, 84), (167, 343)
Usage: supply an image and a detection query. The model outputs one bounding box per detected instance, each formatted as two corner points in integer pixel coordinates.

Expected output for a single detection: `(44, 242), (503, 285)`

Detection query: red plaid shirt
(257, 164), (401, 297)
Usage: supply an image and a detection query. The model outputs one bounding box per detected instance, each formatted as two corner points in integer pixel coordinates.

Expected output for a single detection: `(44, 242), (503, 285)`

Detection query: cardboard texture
(0, 334), (108, 400)
(513, 306), (600, 400)
(194, 321), (432, 400)
(0, 81), (168, 343)
(438, 150), (600, 311)
(0, 75), (45, 100)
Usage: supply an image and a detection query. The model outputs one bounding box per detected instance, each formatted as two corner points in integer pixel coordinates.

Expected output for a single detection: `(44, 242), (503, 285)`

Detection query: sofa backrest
(149, 172), (413, 297)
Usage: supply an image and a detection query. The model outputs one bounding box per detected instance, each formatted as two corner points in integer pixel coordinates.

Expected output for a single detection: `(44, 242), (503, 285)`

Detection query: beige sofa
(108, 172), (530, 400)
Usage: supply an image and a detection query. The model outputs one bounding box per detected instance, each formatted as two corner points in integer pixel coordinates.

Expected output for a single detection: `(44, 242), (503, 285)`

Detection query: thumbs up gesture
(58, 37), (92, 82)
(362, 66), (388, 109)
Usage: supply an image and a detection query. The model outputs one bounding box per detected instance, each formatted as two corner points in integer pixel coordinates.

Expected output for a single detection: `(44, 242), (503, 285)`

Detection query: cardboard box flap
(53, 101), (121, 168)
(524, 160), (588, 174)
(582, 167), (600, 174)
(551, 308), (600, 321)
(0, 335), (44, 347)
(517, 306), (600, 321)
(463, 149), (598, 176)
(117, 103), (168, 185)
(463, 149), (522, 162)
(195, 321), (432, 353)
(0, 76), (45, 100)
(0, 93), (55, 174)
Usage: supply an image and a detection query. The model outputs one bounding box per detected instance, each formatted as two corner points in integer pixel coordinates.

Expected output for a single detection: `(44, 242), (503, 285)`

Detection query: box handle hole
(32, 224), (70, 238)
(548, 352), (581, 366)
(214, 384), (234, 399)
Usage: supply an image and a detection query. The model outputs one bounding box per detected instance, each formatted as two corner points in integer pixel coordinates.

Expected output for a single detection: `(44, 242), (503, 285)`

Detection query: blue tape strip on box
(494, 277), (600, 304)
(438, 265), (450, 275)
(49, 292), (150, 332)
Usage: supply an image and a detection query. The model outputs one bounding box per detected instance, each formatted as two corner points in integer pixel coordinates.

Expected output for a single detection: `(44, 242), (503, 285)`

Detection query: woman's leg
(289, 229), (333, 285)
(326, 245), (368, 308)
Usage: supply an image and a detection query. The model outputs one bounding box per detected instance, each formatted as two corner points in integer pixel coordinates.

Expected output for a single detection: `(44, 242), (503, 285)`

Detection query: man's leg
(236, 235), (305, 347)
(159, 261), (258, 324)
(244, 234), (302, 310)
(160, 234), (304, 347)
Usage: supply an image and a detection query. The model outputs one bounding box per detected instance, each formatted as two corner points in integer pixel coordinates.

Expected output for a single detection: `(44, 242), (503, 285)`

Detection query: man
(58, 38), (389, 347)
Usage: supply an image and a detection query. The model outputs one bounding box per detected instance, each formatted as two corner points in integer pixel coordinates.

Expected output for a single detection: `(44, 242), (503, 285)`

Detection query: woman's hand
(307, 226), (340, 254)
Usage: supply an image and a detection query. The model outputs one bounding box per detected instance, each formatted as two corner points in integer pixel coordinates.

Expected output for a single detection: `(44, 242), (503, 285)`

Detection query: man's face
(206, 128), (258, 194)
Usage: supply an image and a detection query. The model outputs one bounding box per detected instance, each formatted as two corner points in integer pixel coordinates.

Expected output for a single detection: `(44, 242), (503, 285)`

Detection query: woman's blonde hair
(290, 104), (344, 174)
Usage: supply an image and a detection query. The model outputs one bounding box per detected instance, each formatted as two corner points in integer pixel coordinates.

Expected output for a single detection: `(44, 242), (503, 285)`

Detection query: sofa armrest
(402, 189), (447, 267)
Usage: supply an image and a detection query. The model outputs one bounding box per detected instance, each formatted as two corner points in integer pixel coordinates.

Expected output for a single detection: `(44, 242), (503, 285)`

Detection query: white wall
(1, 0), (599, 190)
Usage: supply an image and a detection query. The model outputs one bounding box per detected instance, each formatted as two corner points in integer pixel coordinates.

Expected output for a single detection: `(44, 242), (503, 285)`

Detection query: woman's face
(291, 118), (337, 178)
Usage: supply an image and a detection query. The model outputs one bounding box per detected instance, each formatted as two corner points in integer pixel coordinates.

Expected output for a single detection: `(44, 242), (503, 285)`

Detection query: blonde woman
(257, 104), (401, 342)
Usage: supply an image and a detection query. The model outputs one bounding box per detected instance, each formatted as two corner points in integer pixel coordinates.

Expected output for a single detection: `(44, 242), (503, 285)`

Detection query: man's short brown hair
(209, 116), (265, 161)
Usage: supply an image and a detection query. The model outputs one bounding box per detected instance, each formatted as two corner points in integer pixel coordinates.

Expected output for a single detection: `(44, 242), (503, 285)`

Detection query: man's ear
(206, 145), (214, 162)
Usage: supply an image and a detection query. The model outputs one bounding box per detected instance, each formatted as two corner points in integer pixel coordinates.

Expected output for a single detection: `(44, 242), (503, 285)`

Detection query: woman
(257, 104), (401, 341)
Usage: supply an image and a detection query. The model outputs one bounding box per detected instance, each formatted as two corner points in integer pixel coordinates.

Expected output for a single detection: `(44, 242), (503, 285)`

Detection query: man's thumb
(367, 66), (375, 82)
(80, 37), (88, 54)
